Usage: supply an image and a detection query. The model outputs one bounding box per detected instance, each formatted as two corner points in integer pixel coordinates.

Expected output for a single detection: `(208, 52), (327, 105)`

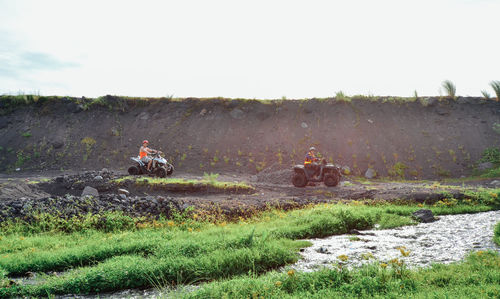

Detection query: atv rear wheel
(292, 173), (307, 187)
(156, 167), (167, 178)
(128, 166), (140, 175)
(324, 173), (340, 187)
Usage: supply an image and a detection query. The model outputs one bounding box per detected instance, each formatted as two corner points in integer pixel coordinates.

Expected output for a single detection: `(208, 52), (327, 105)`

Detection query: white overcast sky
(1, 0), (499, 99)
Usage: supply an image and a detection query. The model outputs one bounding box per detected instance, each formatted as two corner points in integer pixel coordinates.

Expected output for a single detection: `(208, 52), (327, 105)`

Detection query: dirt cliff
(1, 95), (499, 179)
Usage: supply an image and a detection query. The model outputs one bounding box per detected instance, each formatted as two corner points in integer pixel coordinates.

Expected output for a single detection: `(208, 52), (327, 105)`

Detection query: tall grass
(481, 90), (491, 99)
(180, 251), (500, 299)
(491, 80), (500, 101)
(442, 80), (456, 98)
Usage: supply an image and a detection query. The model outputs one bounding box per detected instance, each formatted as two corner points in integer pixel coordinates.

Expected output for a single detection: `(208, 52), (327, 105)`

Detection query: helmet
(309, 146), (317, 151)
(143, 140), (149, 144)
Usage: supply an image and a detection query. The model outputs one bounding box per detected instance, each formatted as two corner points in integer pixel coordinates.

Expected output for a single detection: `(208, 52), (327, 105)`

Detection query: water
(293, 210), (500, 271)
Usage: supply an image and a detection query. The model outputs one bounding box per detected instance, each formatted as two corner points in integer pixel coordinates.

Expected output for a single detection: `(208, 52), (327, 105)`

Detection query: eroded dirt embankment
(1, 96), (499, 179)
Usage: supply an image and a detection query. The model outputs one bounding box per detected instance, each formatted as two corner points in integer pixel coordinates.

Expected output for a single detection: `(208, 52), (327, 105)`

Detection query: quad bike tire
(156, 167), (167, 178)
(324, 173), (340, 187)
(167, 165), (174, 176)
(292, 173), (307, 187)
(128, 165), (140, 175)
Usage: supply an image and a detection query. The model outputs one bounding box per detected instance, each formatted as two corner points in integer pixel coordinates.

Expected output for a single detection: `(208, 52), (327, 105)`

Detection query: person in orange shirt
(139, 140), (158, 172)
(304, 146), (320, 178)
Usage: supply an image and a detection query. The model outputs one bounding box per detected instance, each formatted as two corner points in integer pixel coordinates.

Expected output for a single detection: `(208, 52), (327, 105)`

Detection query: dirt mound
(257, 162), (292, 185)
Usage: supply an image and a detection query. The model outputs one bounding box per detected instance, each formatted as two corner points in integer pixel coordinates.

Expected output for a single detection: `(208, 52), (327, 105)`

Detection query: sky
(0, 0), (499, 99)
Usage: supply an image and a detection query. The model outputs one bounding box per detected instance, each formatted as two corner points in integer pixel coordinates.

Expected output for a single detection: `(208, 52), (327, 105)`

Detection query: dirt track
(1, 169), (498, 222)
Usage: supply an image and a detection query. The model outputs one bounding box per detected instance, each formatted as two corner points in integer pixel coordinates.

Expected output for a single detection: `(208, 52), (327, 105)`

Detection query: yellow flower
(398, 247), (411, 257)
(187, 227), (193, 232)
(380, 263), (388, 268)
(19, 236), (25, 241)
(193, 214), (198, 219)
(338, 255), (348, 262)
(219, 221), (227, 227)
(275, 281), (282, 287)
(287, 269), (295, 276)
(167, 221), (175, 227)
(477, 251), (485, 256)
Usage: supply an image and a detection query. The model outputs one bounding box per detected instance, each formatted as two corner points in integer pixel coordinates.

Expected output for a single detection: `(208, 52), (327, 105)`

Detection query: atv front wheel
(166, 165), (174, 176)
(324, 173), (340, 187)
(128, 166), (140, 175)
(292, 173), (307, 187)
(156, 167), (167, 178)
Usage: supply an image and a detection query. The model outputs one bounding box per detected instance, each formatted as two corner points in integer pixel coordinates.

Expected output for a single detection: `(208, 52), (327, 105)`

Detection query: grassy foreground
(0, 189), (499, 297)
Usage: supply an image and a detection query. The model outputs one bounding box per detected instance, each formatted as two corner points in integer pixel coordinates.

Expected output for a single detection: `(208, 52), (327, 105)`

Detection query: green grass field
(0, 188), (499, 297)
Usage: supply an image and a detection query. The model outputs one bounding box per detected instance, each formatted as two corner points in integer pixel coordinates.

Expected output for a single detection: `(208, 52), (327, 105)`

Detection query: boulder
(365, 168), (376, 179)
(490, 180), (500, 187)
(94, 175), (103, 181)
(412, 209), (436, 223)
(81, 186), (99, 198)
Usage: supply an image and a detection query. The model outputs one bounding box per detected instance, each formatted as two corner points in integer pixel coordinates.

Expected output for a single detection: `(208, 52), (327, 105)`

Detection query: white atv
(128, 151), (174, 178)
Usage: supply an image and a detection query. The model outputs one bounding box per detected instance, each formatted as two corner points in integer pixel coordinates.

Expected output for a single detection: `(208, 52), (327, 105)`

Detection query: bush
(479, 147), (500, 165)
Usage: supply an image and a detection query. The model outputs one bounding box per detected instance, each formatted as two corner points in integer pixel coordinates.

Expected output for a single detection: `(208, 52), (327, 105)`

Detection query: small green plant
(335, 91), (351, 102)
(479, 147), (500, 165)
(442, 80), (456, 98)
(490, 80), (500, 100)
(203, 172), (219, 184)
(21, 131), (32, 138)
(481, 90), (491, 99)
(81, 137), (97, 161)
(388, 162), (408, 179)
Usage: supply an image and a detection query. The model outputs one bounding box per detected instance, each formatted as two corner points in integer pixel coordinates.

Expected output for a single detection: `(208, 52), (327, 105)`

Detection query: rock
(316, 246), (329, 254)
(199, 108), (207, 116)
(364, 168), (376, 179)
(81, 186), (99, 198)
(490, 180), (500, 187)
(138, 112), (150, 120)
(301, 122), (308, 128)
(342, 166), (351, 175)
(478, 162), (494, 171)
(101, 168), (109, 173)
(52, 141), (64, 149)
(94, 175), (103, 181)
(412, 209), (437, 223)
(229, 108), (244, 119)
(118, 188), (130, 196)
(119, 194), (127, 200)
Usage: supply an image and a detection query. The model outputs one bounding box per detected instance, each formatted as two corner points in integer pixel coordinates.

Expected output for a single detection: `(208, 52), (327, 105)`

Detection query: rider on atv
(304, 146), (320, 178)
(139, 140), (159, 172)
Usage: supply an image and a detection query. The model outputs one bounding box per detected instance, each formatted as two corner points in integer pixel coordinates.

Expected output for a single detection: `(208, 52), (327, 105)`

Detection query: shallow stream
(293, 210), (500, 271)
